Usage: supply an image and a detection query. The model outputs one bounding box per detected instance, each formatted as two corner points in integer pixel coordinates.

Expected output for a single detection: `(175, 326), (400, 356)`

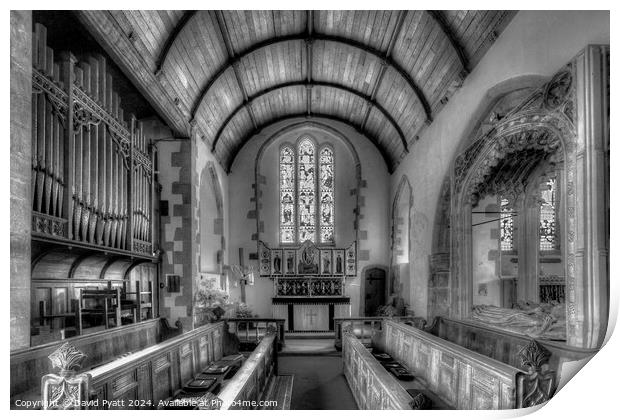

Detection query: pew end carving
(516, 340), (556, 408)
(41, 343), (91, 409)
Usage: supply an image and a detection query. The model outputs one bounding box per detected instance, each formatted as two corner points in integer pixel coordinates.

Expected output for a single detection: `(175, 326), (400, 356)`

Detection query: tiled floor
(278, 355), (357, 409)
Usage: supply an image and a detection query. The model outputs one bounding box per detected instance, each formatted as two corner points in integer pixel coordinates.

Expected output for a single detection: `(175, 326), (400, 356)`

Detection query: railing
(334, 316), (414, 350)
(342, 329), (413, 409)
(224, 318), (286, 349)
(217, 330), (278, 410)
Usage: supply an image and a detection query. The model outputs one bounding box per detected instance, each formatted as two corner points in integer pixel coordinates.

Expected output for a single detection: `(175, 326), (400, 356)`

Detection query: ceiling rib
(189, 33), (433, 124)
(210, 80), (408, 155)
(362, 10), (408, 134)
(306, 10), (313, 116)
(226, 113), (394, 174)
(427, 11), (470, 76)
(213, 10), (258, 130)
(154, 11), (197, 75)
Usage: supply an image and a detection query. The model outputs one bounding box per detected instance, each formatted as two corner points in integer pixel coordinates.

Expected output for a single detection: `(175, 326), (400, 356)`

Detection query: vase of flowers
(233, 302), (256, 329)
(193, 283), (231, 327)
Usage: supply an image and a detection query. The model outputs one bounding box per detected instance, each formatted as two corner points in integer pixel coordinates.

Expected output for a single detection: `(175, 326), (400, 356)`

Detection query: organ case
(30, 22), (157, 257)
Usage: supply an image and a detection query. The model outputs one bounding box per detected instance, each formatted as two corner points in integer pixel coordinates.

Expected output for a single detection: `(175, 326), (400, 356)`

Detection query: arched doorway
(363, 266), (387, 316)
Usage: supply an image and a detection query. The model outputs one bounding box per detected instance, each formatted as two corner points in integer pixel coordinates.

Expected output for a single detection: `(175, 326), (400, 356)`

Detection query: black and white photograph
(6, 3), (614, 415)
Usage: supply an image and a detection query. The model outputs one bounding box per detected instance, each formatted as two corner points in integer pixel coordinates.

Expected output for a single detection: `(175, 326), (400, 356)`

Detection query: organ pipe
(30, 23), (156, 257)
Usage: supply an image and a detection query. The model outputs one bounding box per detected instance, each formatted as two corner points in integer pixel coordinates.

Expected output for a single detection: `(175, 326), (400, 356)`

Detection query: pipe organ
(30, 23), (156, 257)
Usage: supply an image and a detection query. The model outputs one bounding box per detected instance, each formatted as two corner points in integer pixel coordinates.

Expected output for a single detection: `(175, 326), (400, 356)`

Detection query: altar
(259, 240), (355, 333)
(272, 294), (351, 333)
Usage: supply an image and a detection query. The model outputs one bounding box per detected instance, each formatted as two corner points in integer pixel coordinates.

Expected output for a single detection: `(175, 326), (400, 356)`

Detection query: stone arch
(389, 175), (413, 309)
(199, 161), (225, 273)
(428, 73), (568, 321)
(448, 66), (577, 339)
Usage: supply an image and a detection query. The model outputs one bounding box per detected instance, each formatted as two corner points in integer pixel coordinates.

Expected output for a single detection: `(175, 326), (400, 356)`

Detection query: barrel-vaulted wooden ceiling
(76, 10), (516, 172)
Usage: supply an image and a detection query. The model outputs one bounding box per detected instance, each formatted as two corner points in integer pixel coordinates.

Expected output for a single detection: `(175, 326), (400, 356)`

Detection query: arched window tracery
(279, 137), (335, 245)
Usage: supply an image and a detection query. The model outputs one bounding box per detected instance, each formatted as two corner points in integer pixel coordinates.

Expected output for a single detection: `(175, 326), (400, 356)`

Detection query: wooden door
(364, 268), (386, 316)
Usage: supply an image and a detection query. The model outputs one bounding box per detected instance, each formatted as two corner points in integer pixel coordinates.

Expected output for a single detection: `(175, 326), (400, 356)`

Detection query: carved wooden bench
(342, 328), (448, 409)
(216, 328), (293, 410)
(380, 319), (558, 409)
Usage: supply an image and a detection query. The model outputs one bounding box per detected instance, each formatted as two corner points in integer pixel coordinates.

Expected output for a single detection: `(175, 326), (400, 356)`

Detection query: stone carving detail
(471, 303), (566, 340)
(450, 66), (577, 320)
(460, 128), (562, 206)
(517, 340), (556, 407)
(41, 343), (91, 410)
(543, 68), (572, 110)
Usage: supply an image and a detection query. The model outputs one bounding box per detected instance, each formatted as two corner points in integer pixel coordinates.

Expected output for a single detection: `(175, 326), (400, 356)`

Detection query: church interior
(9, 9), (610, 410)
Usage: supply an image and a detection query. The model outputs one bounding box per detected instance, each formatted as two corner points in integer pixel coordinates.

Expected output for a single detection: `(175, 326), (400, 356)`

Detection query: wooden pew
(224, 318), (286, 350)
(11, 317), (160, 407)
(334, 316), (414, 350)
(342, 328), (414, 409)
(85, 321), (226, 408)
(217, 329), (293, 410)
(426, 316), (596, 374)
(379, 320), (532, 409)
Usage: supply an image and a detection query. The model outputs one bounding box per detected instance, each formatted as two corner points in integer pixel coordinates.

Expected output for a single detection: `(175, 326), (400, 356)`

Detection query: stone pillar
(10, 10), (32, 351)
(571, 45), (610, 348)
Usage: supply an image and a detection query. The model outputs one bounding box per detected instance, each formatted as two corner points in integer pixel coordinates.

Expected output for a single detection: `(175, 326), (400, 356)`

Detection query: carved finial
(49, 343), (87, 376)
(519, 340), (551, 372)
(409, 392), (432, 409)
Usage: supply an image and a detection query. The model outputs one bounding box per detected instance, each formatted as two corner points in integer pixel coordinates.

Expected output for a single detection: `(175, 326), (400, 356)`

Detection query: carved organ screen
(28, 22), (160, 345)
(279, 136), (335, 245)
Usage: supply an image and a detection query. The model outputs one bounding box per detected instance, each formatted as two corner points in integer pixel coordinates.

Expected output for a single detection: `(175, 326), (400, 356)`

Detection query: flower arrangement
(193, 276), (231, 326)
(234, 303), (254, 318)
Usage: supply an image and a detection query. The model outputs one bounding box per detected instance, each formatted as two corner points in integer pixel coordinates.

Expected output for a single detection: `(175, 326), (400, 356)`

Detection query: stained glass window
(539, 178), (557, 251)
(500, 198), (514, 251)
(319, 147), (334, 243)
(280, 146), (295, 243)
(297, 139), (316, 242)
(279, 137), (335, 244)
